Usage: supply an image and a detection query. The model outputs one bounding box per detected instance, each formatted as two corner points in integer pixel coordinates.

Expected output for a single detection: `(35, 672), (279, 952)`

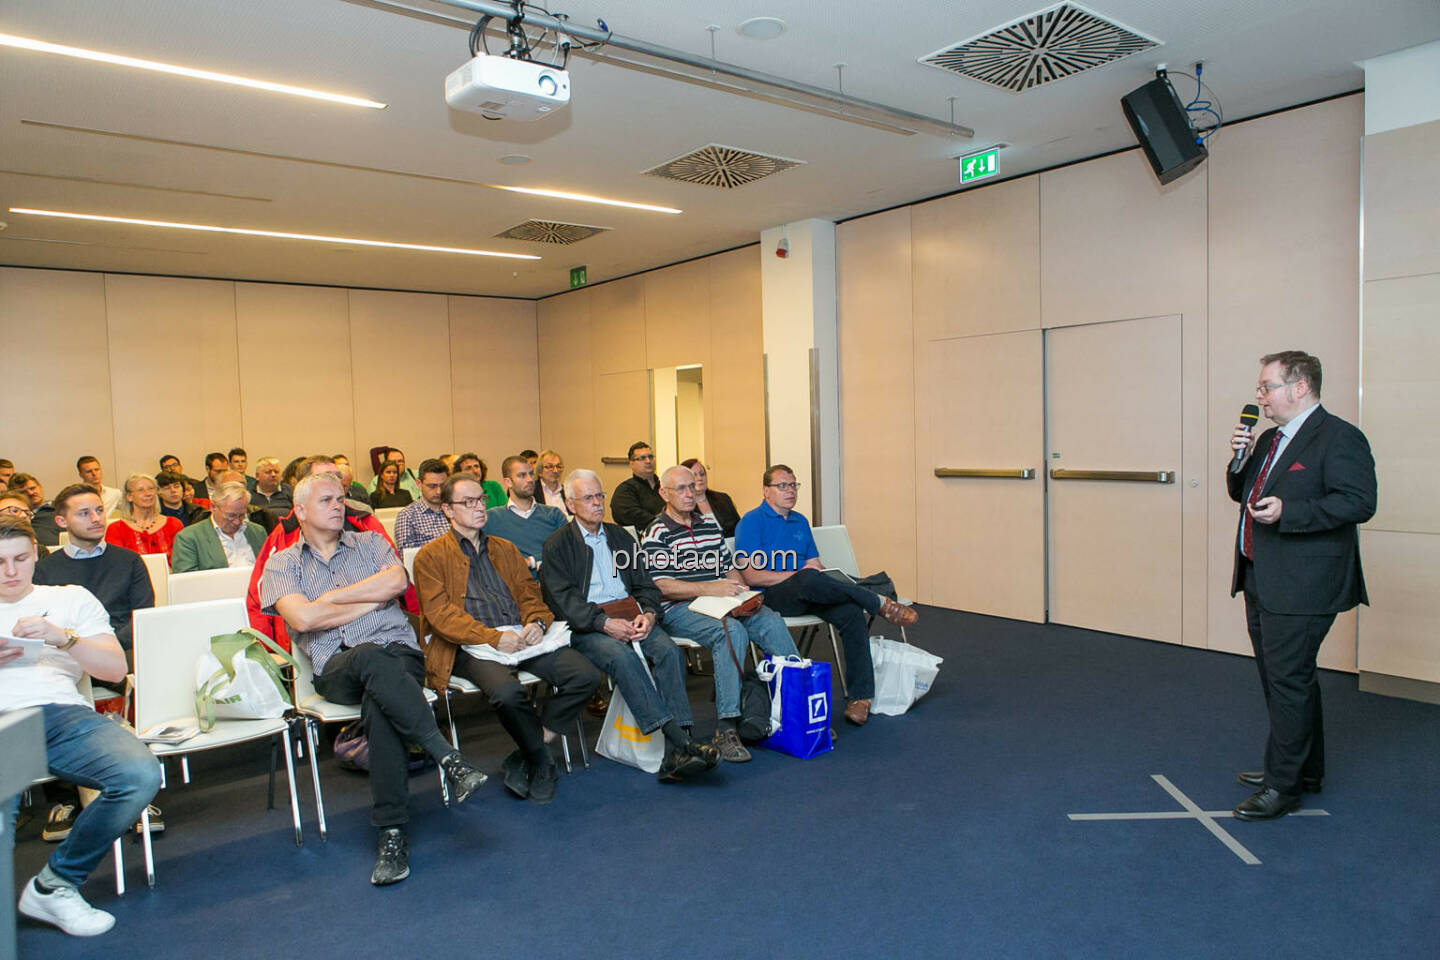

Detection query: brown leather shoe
(843, 699), (871, 726)
(879, 599), (918, 626)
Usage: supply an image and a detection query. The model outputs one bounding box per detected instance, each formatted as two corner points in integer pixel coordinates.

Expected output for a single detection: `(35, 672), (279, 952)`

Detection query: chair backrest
(57, 531), (70, 548)
(132, 598), (248, 731)
(373, 506), (403, 523)
(378, 514), (398, 541)
(141, 552), (170, 607)
(623, 525), (638, 543)
(402, 546), (420, 583)
(291, 641), (318, 704)
(812, 524), (861, 578)
(168, 566), (254, 605)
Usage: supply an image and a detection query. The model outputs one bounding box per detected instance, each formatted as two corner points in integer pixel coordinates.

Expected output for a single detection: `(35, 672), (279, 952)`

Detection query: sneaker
(133, 804), (164, 835)
(501, 749), (531, 799)
(370, 827), (409, 886)
(42, 804), (76, 842)
(686, 739), (721, 771)
(528, 755), (559, 805)
(18, 878), (115, 936)
(440, 752), (489, 805)
(712, 728), (752, 763)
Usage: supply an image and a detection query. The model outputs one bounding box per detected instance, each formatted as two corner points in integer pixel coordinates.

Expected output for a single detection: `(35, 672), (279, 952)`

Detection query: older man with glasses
(170, 482), (266, 573)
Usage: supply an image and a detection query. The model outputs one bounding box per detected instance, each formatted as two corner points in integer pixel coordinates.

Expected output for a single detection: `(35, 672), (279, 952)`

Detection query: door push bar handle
(934, 468), (1036, 479)
(600, 456), (629, 466)
(1049, 469), (1175, 483)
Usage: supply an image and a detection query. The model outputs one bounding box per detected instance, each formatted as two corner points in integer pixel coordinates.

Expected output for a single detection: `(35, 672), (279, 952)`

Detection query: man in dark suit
(1227, 350), (1377, 820)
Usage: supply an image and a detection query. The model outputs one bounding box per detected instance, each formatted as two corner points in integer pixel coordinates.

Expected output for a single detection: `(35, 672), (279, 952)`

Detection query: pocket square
(1288, 462), (1306, 472)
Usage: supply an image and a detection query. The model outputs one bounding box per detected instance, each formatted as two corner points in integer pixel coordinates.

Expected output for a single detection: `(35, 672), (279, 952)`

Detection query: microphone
(1230, 404), (1260, 474)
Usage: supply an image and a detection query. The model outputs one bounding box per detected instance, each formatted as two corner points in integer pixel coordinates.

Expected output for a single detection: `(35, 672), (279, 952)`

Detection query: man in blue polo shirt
(734, 464), (918, 727)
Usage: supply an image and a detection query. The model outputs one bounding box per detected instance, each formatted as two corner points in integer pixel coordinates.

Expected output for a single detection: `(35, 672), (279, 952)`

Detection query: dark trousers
(452, 647), (601, 757)
(1241, 561), (1335, 795)
(764, 568), (883, 701)
(314, 643), (440, 828)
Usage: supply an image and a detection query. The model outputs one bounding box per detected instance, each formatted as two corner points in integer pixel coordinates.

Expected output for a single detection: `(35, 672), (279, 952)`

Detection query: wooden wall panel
(104, 275), (241, 480)
(836, 207), (917, 598)
(1358, 530), (1440, 682)
(911, 177), (1041, 342)
(536, 291), (595, 475)
(1207, 95), (1363, 668)
(347, 290), (453, 475)
(449, 295), (540, 468)
(589, 277), (646, 376)
(706, 246), (766, 505)
(645, 259), (711, 370)
(233, 283), (356, 471)
(1363, 117), (1440, 282)
(0, 268), (114, 493)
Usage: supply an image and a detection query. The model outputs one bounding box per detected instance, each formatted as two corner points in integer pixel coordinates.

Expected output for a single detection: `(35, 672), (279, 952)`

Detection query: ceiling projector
(445, 54), (570, 121)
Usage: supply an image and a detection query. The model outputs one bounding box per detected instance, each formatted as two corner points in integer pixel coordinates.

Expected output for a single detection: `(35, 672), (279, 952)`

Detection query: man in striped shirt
(261, 472), (489, 886)
(641, 465), (797, 763)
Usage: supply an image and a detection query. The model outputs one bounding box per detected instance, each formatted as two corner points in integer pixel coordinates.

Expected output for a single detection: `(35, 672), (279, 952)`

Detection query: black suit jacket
(539, 520), (663, 634)
(1227, 405), (1377, 615)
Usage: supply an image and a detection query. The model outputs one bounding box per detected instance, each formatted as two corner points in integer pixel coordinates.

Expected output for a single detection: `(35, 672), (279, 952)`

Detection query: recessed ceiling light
(737, 18), (786, 40)
(0, 32), (386, 109)
(8, 208), (539, 259)
(498, 154), (533, 165)
(491, 186), (681, 215)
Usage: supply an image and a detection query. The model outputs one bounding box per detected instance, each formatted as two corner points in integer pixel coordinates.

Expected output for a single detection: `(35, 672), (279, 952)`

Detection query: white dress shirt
(214, 519), (256, 567)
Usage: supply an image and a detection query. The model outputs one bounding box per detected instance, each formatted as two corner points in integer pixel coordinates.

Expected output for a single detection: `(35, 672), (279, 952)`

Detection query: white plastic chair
(291, 642), (441, 838)
(442, 667), (588, 773)
(140, 552), (169, 607)
(402, 546), (420, 583)
(132, 599), (303, 886)
(167, 565), (254, 605)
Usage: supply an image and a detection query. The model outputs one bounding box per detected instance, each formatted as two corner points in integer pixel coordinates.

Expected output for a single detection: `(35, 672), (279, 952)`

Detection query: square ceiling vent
(920, 2), (1159, 93)
(494, 220), (610, 244)
(643, 143), (803, 188)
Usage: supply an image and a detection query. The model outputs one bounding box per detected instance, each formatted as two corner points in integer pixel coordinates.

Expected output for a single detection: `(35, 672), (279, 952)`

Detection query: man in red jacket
(246, 456), (416, 649)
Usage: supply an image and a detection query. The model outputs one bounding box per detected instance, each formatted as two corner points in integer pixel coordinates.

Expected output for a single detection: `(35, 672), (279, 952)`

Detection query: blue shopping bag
(758, 656), (833, 759)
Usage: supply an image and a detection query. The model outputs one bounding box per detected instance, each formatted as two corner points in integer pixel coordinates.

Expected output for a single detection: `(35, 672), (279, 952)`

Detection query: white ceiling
(1, 0), (1436, 298)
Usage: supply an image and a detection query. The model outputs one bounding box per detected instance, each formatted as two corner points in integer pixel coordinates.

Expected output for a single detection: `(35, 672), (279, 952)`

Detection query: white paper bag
(868, 635), (943, 716)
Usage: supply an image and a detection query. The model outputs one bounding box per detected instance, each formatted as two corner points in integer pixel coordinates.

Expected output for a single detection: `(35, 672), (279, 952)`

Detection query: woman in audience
(280, 456), (307, 490)
(682, 458), (741, 538)
(369, 460), (413, 509)
(105, 473), (184, 558)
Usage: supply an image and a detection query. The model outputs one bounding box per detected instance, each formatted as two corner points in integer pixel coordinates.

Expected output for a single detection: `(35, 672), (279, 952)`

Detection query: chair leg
(829, 625), (849, 699)
(438, 759), (450, 808)
(559, 734), (572, 775)
(444, 688), (459, 750)
(140, 804), (155, 889)
(303, 718), (328, 842)
(267, 738), (278, 811)
(576, 717), (589, 768)
(112, 837), (125, 896)
(180, 756), (190, 785)
(157, 758), (167, 791)
(281, 723), (303, 847)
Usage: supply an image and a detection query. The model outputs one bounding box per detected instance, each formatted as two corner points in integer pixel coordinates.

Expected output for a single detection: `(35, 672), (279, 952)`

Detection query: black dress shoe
(1233, 787), (1302, 821)
(370, 827), (409, 886)
(440, 752), (489, 804)
(501, 749), (531, 799)
(657, 747), (707, 783)
(528, 755), (559, 805)
(1237, 771), (1323, 793)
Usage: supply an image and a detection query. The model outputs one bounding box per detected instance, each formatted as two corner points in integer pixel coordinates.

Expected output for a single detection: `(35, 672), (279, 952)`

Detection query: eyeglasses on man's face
(666, 483), (696, 494)
(447, 497), (486, 510)
(0, 504), (32, 519)
(630, 453), (655, 462)
(767, 481), (801, 492)
(571, 492), (606, 505)
(1255, 380), (1296, 396)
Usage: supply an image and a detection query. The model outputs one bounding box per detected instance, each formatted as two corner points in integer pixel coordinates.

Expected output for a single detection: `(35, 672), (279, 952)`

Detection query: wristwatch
(58, 628), (81, 651)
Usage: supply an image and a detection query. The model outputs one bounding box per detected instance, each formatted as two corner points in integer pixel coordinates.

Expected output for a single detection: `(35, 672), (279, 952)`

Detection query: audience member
(0, 491), (47, 557)
(439, 453), (456, 472)
(455, 452), (506, 507)
(536, 449), (570, 516)
(170, 482), (265, 573)
(35, 484), (154, 659)
(682, 458), (742, 539)
(155, 471), (205, 526)
(246, 457), (412, 648)
(0, 458), (13, 487)
(540, 469), (718, 782)
(75, 456), (121, 517)
(331, 454), (371, 505)
(157, 455), (205, 500)
(228, 447), (257, 492)
(249, 457), (293, 513)
(415, 474), (600, 804)
(10, 473), (60, 545)
(1, 516), (161, 938)
(643, 465), (798, 762)
(104, 474), (183, 559)
(369, 460), (413, 509)
(393, 459), (450, 549)
(261, 472), (489, 885)
(202, 452), (229, 502)
(483, 455), (566, 572)
(280, 456), (307, 490)
(610, 441), (664, 531)
(370, 447), (421, 501)
(734, 465), (917, 727)
(519, 449), (539, 471)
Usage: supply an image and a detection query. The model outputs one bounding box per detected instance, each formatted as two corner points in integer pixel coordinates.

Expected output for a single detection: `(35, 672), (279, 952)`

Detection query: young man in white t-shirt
(0, 516), (160, 937)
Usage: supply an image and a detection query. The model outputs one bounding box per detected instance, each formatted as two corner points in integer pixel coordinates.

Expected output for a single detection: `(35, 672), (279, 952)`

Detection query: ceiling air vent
(920, 2), (1159, 93)
(643, 143), (803, 188)
(494, 220), (610, 245)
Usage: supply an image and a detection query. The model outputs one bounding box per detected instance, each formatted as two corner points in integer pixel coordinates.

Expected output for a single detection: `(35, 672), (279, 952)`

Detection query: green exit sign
(959, 148), (1000, 184)
(569, 265), (588, 288)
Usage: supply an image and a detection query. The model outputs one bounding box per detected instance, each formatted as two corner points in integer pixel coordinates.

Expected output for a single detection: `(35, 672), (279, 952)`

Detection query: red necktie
(1241, 430), (1283, 559)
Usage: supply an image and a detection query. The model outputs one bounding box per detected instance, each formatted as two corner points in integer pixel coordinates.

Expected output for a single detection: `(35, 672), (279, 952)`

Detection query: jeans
(570, 626), (691, 734)
(452, 647), (601, 757)
(6, 704), (161, 888)
(661, 604), (797, 718)
(313, 644), (440, 828)
(763, 568), (882, 701)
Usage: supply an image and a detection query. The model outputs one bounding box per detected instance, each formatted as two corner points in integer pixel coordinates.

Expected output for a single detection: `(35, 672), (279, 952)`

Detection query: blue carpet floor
(13, 608), (1440, 959)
